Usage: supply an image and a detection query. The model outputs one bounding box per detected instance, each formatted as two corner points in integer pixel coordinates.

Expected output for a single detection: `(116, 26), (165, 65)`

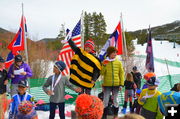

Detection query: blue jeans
(49, 102), (65, 119)
(103, 86), (120, 108)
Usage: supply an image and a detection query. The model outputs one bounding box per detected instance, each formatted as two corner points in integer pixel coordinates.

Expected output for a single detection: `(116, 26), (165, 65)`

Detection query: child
(131, 66), (142, 89)
(142, 72), (156, 89)
(170, 83), (180, 92)
(9, 80), (34, 119)
(0, 56), (8, 119)
(118, 113), (145, 119)
(16, 101), (38, 119)
(68, 38), (101, 94)
(43, 61), (81, 119)
(138, 76), (163, 119)
(131, 89), (142, 114)
(158, 91), (180, 117)
(75, 94), (104, 119)
(122, 73), (137, 114)
(101, 46), (124, 119)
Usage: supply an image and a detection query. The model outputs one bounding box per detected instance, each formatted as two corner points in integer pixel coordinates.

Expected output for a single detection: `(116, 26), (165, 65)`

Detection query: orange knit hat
(75, 94), (104, 119)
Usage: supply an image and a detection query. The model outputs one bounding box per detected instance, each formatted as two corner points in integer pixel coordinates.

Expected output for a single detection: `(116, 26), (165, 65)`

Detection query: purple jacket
(8, 62), (33, 84)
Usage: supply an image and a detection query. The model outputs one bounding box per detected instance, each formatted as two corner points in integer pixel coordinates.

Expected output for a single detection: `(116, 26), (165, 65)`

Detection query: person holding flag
(7, 55), (32, 97)
(61, 20), (102, 95)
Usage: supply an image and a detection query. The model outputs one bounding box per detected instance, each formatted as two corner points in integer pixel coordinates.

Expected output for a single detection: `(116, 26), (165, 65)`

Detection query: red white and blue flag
(58, 20), (81, 75)
(5, 51), (15, 68)
(5, 15), (27, 68)
(7, 16), (27, 55)
(99, 22), (123, 61)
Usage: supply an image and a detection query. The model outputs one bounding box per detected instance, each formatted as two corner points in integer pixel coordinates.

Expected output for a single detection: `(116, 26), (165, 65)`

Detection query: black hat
(0, 56), (5, 63)
(54, 61), (66, 71)
(15, 55), (23, 62)
(132, 66), (137, 71)
(18, 80), (28, 87)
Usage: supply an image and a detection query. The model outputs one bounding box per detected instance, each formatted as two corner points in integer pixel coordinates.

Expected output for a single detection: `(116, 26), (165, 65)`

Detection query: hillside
(129, 20), (180, 44)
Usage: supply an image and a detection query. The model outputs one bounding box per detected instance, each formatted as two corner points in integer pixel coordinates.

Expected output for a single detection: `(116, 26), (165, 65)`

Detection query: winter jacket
(138, 88), (163, 119)
(8, 62), (33, 84)
(9, 92), (33, 118)
(43, 75), (76, 103)
(0, 69), (8, 94)
(101, 58), (124, 86)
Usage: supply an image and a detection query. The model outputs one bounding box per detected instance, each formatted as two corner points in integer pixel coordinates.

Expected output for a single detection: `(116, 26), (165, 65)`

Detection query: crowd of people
(0, 38), (179, 119)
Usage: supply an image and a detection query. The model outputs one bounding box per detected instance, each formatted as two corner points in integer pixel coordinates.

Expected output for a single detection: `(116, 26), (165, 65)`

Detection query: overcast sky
(0, 0), (179, 40)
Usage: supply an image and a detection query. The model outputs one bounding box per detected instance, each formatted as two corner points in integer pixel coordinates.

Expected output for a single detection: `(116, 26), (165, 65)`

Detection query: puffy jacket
(101, 58), (124, 86)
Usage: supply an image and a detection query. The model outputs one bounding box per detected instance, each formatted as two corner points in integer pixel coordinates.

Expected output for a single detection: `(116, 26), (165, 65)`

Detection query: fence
(29, 74), (180, 106)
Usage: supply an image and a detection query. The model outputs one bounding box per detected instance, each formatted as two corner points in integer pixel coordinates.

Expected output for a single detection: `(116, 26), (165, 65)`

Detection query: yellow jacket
(101, 58), (124, 86)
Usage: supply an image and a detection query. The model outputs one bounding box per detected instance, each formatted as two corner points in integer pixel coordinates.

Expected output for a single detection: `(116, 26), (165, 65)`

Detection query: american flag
(58, 20), (81, 75)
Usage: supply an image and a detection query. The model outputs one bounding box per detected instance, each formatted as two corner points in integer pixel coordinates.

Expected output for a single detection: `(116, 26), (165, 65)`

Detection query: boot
(113, 106), (119, 118)
(121, 101), (127, 114)
(102, 107), (108, 119)
(130, 102), (133, 113)
(121, 108), (126, 114)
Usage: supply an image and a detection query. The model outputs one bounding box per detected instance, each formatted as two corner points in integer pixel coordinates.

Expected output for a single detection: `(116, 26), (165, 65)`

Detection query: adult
(8, 55), (33, 97)
(101, 46), (124, 119)
(0, 56), (8, 119)
(131, 66), (142, 89)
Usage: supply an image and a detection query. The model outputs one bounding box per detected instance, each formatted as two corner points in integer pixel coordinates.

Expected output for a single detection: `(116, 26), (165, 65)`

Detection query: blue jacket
(9, 92), (33, 117)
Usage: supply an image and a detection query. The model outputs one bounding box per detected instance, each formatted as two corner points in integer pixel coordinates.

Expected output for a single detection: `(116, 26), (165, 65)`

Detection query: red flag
(116, 22), (123, 55)
(99, 21), (123, 61)
(58, 20), (81, 75)
(7, 16), (27, 55)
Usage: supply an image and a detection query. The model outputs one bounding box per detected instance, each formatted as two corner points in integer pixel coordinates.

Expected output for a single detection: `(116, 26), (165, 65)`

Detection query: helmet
(15, 55), (23, 62)
(144, 72), (156, 81)
(146, 76), (160, 86)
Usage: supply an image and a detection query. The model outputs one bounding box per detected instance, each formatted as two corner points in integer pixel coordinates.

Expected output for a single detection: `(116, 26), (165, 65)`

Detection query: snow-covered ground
(5, 39), (180, 119)
(133, 39), (180, 76)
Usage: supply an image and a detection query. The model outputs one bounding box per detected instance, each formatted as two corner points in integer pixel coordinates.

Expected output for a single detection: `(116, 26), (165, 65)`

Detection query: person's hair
(126, 73), (133, 82)
(177, 83), (180, 91)
(118, 113), (145, 119)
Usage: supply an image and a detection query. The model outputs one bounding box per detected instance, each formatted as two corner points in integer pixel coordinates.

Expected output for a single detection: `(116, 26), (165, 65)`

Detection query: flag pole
(22, 3), (29, 64)
(81, 10), (84, 49)
(121, 13), (128, 73)
(22, 3), (30, 93)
